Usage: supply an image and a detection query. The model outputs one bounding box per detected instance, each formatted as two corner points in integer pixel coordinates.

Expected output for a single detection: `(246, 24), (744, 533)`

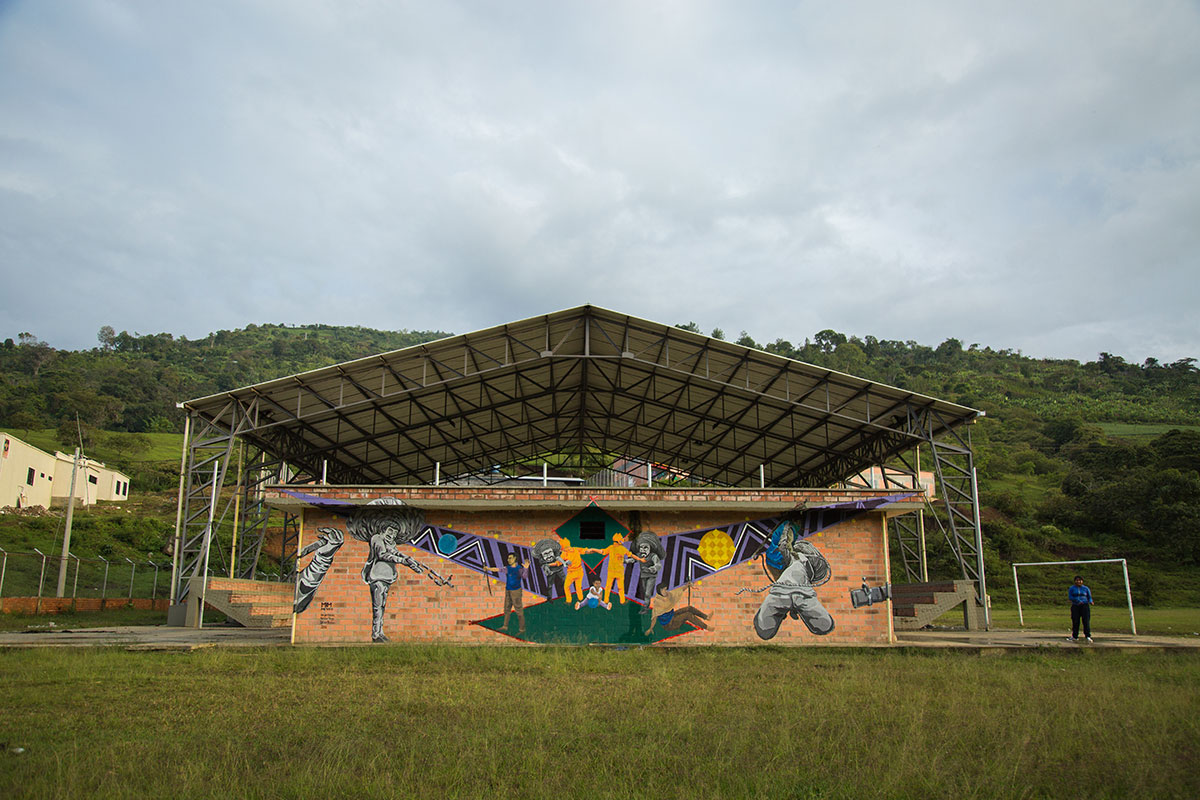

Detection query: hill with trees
(2, 321), (1198, 605)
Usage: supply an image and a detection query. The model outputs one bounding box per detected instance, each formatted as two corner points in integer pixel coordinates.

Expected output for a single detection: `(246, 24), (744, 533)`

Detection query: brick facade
(0, 597), (169, 615)
(274, 487), (899, 646)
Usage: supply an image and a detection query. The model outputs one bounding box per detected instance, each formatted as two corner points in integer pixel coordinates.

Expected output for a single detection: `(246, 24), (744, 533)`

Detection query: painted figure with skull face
(631, 532), (666, 612)
(533, 537), (568, 600)
(353, 500), (426, 643)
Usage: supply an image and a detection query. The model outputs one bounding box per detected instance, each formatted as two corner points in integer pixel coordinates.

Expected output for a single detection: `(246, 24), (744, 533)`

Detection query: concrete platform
(0, 624), (290, 650)
(895, 627), (1200, 651)
(1, 624), (1197, 651)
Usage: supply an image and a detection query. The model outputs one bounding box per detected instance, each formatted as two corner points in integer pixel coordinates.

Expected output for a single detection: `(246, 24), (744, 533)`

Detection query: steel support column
(170, 410), (238, 608)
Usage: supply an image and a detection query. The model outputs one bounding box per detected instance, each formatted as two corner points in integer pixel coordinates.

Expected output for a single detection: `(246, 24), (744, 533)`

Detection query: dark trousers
(1071, 603), (1092, 638)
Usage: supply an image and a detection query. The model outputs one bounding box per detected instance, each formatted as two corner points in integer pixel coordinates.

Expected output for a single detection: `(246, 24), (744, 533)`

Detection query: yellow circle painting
(697, 529), (735, 569)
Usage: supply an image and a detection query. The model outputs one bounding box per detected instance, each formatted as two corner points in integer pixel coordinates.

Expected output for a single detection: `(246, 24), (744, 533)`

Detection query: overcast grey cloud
(1, 1), (1197, 363)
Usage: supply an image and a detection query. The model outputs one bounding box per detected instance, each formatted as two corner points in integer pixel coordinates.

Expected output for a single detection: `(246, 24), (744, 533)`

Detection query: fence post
(33, 548), (47, 614)
(70, 553), (81, 612)
(99, 556), (110, 610)
(1013, 563), (1023, 626)
(149, 560), (160, 602)
(0, 546), (7, 612)
(125, 558), (136, 606)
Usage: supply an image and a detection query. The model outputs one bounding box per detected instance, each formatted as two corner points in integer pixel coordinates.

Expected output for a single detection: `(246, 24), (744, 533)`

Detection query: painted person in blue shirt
(1068, 575), (1094, 642)
(486, 553), (529, 634)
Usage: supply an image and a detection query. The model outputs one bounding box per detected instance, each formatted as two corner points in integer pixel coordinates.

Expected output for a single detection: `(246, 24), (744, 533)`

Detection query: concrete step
(207, 578), (293, 597)
(227, 591), (295, 605)
(892, 580), (983, 631)
(190, 579), (296, 629)
(892, 581), (958, 595)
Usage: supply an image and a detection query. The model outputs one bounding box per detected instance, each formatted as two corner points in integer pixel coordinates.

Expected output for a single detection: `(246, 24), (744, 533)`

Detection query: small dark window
(88, 475), (98, 485)
(26, 467), (35, 486)
(579, 520), (606, 540)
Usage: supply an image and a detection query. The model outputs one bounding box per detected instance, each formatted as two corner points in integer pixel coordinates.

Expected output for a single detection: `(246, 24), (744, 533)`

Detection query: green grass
(1, 646), (1197, 799)
(980, 605), (1200, 637)
(0, 608), (222, 631)
(0, 607), (167, 631)
(7, 428), (184, 463)
(1095, 422), (1200, 440)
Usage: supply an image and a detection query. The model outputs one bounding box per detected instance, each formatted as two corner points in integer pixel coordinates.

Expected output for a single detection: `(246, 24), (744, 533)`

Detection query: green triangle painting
(473, 596), (701, 645)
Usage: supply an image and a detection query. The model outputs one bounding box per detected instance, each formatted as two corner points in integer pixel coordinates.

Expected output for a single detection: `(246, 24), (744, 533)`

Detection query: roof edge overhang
(263, 484), (924, 514)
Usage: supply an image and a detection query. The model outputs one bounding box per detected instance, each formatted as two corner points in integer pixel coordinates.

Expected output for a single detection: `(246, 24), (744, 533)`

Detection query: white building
(0, 432), (131, 509)
(52, 450), (131, 505)
(0, 432), (57, 509)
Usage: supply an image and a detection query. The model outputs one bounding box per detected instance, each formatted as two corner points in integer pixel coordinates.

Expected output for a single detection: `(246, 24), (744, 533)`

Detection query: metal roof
(182, 304), (980, 487)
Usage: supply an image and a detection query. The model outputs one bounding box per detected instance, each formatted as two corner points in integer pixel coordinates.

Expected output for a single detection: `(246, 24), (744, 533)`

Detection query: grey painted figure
(754, 537), (835, 640)
(293, 527), (345, 614)
(533, 537), (566, 600)
(632, 532), (665, 613)
(355, 501), (426, 643)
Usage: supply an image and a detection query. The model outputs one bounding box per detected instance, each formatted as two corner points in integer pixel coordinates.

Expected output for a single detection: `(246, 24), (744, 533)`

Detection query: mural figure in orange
(596, 533), (636, 605)
(559, 536), (601, 605)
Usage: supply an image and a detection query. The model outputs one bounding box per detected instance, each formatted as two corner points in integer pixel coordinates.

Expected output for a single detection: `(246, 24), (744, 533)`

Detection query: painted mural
(289, 491), (907, 645)
(294, 498), (453, 642)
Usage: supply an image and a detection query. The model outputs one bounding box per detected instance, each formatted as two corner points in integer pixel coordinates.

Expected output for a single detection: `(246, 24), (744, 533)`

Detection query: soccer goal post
(1011, 558), (1137, 635)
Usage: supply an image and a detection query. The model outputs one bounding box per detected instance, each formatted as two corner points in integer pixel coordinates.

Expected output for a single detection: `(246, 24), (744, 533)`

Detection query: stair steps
(187, 577), (295, 628)
(891, 580), (983, 630)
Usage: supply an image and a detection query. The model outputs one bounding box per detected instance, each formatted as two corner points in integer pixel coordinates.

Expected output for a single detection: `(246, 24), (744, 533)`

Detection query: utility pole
(56, 448), (81, 597)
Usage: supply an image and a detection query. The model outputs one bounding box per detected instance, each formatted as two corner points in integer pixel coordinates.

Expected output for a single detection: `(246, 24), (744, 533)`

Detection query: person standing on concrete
(1068, 575), (1094, 643)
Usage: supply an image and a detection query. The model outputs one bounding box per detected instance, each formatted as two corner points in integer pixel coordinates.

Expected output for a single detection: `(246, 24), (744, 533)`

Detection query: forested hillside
(0, 324), (450, 435)
(2, 321), (1198, 603)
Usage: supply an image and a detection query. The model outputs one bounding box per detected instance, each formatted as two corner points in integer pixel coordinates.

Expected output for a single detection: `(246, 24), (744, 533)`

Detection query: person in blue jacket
(1068, 575), (1094, 643)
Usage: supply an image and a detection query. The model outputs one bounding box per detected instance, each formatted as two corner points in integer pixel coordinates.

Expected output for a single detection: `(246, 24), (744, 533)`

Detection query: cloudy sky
(1, 1), (1197, 363)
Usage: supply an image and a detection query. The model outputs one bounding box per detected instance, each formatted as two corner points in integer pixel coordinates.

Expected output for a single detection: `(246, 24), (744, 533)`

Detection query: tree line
(2, 320), (1198, 578)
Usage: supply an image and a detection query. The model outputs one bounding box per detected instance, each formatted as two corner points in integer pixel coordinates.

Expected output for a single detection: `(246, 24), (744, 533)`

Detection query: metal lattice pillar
(170, 411), (239, 609)
(876, 450), (929, 584)
(867, 427), (985, 624)
(234, 447), (280, 580)
(234, 450), (310, 580)
(926, 424), (989, 626)
(279, 511), (301, 580)
(889, 510), (927, 582)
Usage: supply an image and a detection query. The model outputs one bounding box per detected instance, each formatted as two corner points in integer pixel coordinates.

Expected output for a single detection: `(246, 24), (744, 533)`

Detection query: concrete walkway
(895, 627), (1200, 651)
(1, 624), (1198, 651)
(0, 624), (290, 650)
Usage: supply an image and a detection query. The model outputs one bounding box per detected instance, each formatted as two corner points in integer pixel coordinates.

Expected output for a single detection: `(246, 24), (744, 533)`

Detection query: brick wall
(0, 597), (169, 614)
(289, 487), (895, 646)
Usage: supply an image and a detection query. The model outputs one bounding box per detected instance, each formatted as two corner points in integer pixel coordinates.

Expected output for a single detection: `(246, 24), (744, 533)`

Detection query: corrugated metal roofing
(182, 305), (980, 487)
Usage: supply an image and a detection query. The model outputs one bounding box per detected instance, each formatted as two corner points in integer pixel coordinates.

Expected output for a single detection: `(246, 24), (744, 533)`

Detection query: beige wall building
(0, 432), (58, 509)
(52, 451), (130, 506)
(0, 432), (130, 509)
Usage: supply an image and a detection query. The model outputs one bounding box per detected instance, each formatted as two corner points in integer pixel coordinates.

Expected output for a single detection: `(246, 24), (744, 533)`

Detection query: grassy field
(8, 428), (185, 463)
(1095, 422), (1200, 440)
(1, 646), (1197, 799)
(0, 607), (230, 632)
(984, 606), (1200, 637)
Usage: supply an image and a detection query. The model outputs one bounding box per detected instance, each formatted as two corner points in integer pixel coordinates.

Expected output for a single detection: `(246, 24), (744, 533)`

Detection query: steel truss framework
(170, 305), (984, 606)
(846, 426), (988, 612)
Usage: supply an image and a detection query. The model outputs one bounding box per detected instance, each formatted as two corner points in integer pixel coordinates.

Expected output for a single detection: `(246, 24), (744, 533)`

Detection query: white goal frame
(1011, 558), (1137, 635)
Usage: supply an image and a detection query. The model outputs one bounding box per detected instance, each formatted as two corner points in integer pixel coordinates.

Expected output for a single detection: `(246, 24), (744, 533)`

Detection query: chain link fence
(0, 547), (287, 614)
